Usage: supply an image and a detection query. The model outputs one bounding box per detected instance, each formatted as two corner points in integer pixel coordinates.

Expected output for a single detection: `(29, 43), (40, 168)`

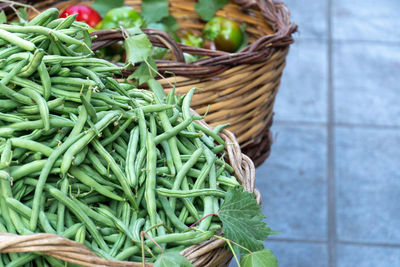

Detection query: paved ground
(237, 0), (400, 266)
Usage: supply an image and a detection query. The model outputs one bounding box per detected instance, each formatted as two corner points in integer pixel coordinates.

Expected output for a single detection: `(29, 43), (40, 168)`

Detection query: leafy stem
(0, 0), (39, 13)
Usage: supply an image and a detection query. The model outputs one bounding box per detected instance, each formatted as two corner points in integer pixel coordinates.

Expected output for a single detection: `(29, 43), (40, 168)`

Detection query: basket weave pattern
(0, 114), (260, 267)
(32, 0), (297, 166)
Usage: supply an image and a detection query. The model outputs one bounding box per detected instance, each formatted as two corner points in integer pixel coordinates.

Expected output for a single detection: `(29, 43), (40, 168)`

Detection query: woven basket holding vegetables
(23, 0), (297, 167)
(0, 4), (278, 267)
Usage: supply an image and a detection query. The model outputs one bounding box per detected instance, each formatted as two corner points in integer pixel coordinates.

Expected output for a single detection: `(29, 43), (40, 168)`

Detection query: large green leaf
(91, 0), (124, 17)
(0, 11), (7, 24)
(124, 33), (153, 65)
(128, 57), (158, 85)
(241, 249), (279, 267)
(141, 0), (169, 24)
(154, 251), (193, 267)
(194, 0), (227, 21)
(218, 188), (274, 252)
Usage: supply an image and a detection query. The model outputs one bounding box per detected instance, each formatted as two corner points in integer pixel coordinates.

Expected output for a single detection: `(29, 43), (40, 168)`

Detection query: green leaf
(91, 0), (124, 17)
(160, 15), (179, 31)
(128, 57), (158, 85)
(142, 0), (169, 24)
(124, 33), (153, 65)
(195, 0), (227, 21)
(18, 8), (27, 21)
(218, 188), (274, 252)
(154, 251), (193, 267)
(240, 249), (278, 267)
(0, 11), (7, 24)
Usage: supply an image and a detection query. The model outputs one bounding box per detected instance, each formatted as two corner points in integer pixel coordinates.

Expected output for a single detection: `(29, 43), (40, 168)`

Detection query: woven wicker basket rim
(88, 0), (297, 77)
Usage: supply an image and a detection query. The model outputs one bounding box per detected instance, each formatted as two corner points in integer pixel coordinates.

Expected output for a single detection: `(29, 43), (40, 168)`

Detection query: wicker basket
(0, 113), (260, 266)
(25, 0), (297, 167)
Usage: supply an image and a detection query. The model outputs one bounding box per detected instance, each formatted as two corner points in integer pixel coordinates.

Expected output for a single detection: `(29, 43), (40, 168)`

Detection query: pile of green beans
(0, 9), (241, 266)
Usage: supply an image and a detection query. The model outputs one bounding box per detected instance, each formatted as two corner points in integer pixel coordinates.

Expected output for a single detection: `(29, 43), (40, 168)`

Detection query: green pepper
(98, 6), (143, 30)
(203, 17), (243, 52)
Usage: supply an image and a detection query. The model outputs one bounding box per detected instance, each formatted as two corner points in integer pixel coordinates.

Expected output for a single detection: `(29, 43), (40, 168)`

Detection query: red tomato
(60, 5), (102, 28)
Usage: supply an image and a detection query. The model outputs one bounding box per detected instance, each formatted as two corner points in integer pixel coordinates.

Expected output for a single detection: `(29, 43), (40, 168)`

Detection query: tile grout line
(274, 120), (400, 130)
(327, 0), (337, 266)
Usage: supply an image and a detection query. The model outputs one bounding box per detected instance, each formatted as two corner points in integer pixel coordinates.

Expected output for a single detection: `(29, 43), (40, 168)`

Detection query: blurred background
(249, 0), (400, 266)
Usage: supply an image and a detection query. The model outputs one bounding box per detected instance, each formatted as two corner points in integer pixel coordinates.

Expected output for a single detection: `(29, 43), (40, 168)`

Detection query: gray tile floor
(254, 0), (400, 266)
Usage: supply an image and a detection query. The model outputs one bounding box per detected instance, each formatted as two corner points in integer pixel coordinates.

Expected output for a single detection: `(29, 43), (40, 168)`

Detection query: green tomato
(99, 6), (143, 30)
(203, 16), (243, 52)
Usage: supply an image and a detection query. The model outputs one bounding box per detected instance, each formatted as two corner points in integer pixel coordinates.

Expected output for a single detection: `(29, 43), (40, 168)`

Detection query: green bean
(30, 132), (84, 231)
(149, 114), (157, 137)
(0, 171), (12, 185)
(46, 185), (110, 252)
(0, 29), (35, 51)
(145, 133), (157, 236)
(86, 150), (112, 179)
(74, 66), (105, 89)
(0, 139), (12, 168)
(92, 139), (138, 210)
(80, 92), (97, 121)
(96, 207), (135, 242)
(72, 199), (114, 228)
(75, 224), (86, 244)
(160, 141), (176, 176)
(0, 100), (18, 112)
(61, 223), (83, 239)
(101, 117), (133, 147)
(154, 116), (199, 145)
(176, 138), (192, 154)
(55, 14), (78, 30)
(18, 97), (64, 114)
(38, 62), (51, 100)
(159, 196), (187, 231)
(10, 138), (53, 157)
(127, 89), (153, 103)
(0, 180), (29, 234)
(0, 46), (22, 60)
(179, 130), (202, 139)
(174, 231), (215, 246)
(193, 122), (225, 146)
(51, 76), (96, 87)
(43, 55), (115, 67)
(0, 112), (24, 123)
(6, 116), (74, 130)
(56, 178), (68, 234)
(0, 25), (84, 46)
(0, 80), (34, 107)
(166, 87), (176, 116)
(19, 48), (45, 77)
(169, 108), (180, 124)
(10, 159), (61, 180)
(60, 111), (119, 176)
(110, 202), (130, 256)
(27, 8), (59, 27)
(170, 147), (203, 210)
(0, 194), (16, 233)
(125, 127), (139, 187)
(69, 166), (125, 201)
(6, 254), (38, 267)
(157, 188), (226, 198)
